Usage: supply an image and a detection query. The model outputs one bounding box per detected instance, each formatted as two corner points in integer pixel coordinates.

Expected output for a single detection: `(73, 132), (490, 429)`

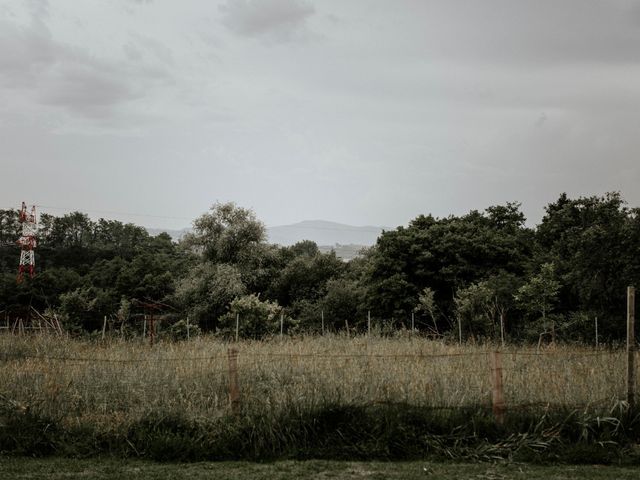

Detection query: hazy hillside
(146, 227), (191, 241)
(146, 220), (383, 260)
(147, 221), (384, 246)
(266, 220), (383, 247)
(318, 244), (369, 261)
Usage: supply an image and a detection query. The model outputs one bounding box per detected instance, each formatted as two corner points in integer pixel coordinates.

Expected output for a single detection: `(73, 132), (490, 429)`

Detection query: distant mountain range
(146, 220), (385, 260)
(146, 227), (191, 241)
(266, 220), (384, 247)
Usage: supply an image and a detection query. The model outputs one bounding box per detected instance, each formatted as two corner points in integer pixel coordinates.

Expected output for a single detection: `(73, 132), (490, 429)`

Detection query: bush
(166, 319), (202, 340)
(217, 294), (296, 339)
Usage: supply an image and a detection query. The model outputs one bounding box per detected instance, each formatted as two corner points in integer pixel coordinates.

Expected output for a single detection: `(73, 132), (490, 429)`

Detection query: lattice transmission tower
(17, 202), (37, 283)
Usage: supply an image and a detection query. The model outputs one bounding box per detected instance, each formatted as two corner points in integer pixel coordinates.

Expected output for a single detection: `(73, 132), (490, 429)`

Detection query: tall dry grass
(0, 333), (633, 432)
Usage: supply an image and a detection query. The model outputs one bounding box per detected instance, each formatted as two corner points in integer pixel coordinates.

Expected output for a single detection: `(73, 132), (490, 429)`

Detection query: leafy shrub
(217, 294), (296, 339)
(166, 319), (202, 340)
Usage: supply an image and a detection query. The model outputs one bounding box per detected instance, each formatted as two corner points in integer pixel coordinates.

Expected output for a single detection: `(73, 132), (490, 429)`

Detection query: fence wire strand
(0, 343), (635, 421)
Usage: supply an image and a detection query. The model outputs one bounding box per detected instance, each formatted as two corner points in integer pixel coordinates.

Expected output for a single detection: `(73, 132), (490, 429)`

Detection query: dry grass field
(0, 333), (638, 462)
(0, 334), (631, 424)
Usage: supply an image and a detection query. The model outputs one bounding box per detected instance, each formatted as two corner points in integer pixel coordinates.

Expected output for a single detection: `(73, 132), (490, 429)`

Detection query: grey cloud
(2, 0), (640, 229)
(127, 33), (174, 65)
(535, 113), (547, 128)
(27, 0), (49, 20)
(0, 8), (172, 121)
(0, 21), (55, 87)
(38, 62), (140, 118)
(0, 20), (135, 119)
(123, 42), (143, 62)
(369, 0), (640, 66)
(220, 0), (314, 42)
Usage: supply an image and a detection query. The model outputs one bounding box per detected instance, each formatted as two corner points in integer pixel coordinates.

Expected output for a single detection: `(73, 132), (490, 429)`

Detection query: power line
(0, 204), (192, 222)
(36, 205), (193, 222)
(2, 204), (387, 233)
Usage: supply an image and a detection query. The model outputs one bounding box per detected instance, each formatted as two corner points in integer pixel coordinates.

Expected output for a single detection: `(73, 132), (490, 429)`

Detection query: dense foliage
(1, 193), (638, 342)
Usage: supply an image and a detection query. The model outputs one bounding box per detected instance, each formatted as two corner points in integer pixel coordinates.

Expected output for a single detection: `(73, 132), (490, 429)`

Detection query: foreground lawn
(1, 458), (639, 480)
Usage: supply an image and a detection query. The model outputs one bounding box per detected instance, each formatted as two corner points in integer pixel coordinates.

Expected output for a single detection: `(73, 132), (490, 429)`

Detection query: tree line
(1, 192), (638, 343)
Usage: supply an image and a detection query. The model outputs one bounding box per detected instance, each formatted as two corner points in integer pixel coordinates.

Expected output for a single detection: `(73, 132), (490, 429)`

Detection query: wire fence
(1, 342), (636, 425)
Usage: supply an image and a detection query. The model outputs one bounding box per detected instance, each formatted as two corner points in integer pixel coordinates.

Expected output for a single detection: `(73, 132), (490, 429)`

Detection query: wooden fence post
(411, 311), (415, 334)
(345, 319), (350, 339)
(627, 286), (636, 408)
(491, 350), (505, 425)
(235, 312), (239, 342)
(101, 316), (107, 341)
(368, 310), (371, 336)
(227, 348), (241, 415)
(149, 313), (155, 347)
(186, 316), (190, 340)
(321, 309), (325, 335)
(594, 315), (598, 349)
(280, 312), (284, 338)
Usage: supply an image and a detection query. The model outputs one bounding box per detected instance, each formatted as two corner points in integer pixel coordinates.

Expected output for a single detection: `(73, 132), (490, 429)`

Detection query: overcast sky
(1, 0), (640, 230)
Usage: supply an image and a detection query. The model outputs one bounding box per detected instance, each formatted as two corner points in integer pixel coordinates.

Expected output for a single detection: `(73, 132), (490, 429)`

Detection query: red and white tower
(17, 202), (37, 283)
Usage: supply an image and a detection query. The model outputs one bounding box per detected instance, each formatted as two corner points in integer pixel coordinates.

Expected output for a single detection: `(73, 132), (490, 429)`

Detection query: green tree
(235, 243), (285, 295)
(536, 192), (637, 340)
(59, 287), (117, 332)
(515, 263), (561, 342)
(484, 271), (522, 344)
(270, 251), (345, 306)
(319, 278), (367, 331)
(174, 263), (246, 330)
(183, 202), (266, 264)
(454, 281), (494, 340)
(0, 209), (20, 246)
(367, 203), (532, 322)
